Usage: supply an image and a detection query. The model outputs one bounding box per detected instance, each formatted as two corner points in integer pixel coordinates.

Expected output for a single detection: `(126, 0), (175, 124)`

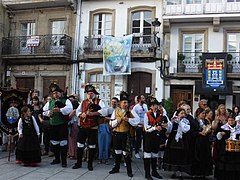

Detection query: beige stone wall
(5, 5), (76, 98)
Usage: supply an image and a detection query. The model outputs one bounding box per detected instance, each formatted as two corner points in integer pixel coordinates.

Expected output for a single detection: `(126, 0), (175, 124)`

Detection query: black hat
(147, 95), (159, 107)
(84, 84), (99, 95)
(49, 83), (63, 93)
(120, 91), (130, 102)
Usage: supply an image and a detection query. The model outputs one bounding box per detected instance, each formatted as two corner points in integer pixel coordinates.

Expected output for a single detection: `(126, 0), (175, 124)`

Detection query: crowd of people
(1, 84), (240, 180)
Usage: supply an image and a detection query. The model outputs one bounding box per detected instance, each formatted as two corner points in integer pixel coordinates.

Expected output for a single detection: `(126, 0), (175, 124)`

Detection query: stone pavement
(0, 151), (214, 180)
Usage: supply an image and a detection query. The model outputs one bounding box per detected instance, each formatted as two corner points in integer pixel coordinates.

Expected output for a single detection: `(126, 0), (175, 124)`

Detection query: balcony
(177, 52), (240, 75)
(81, 35), (156, 62)
(2, 0), (74, 10)
(164, 1), (240, 16)
(2, 34), (72, 65)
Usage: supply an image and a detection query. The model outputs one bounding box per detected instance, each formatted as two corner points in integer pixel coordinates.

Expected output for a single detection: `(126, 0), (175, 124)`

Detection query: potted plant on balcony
(227, 53), (233, 73)
(178, 53), (185, 72)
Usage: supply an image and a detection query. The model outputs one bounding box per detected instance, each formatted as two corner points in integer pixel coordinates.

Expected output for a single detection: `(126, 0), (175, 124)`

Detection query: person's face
(151, 104), (158, 111)
(200, 102), (207, 109)
(185, 107), (191, 115)
(206, 111), (213, 120)
(220, 106), (226, 114)
(234, 107), (239, 113)
(87, 92), (95, 100)
(228, 118), (235, 126)
(140, 95), (145, 103)
(178, 110), (185, 119)
(52, 91), (61, 99)
(111, 99), (118, 108)
(32, 99), (38, 105)
(25, 109), (31, 117)
(47, 97), (52, 102)
(120, 100), (128, 109)
(198, 111), (206, 120)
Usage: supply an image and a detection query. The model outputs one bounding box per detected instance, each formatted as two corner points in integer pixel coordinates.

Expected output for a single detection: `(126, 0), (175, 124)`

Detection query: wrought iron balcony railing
(82, 35), (156, 57)
(2, 34), (72, 57)
(177, 52), (240, 73)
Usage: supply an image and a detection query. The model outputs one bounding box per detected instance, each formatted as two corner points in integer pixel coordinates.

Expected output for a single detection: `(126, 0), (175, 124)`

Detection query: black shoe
(171, 173), (177, 179)
(62, 163), (67, 168)
(72, 163), (82, 169)
(109, 168), (119, 174)
(50, 159), (60, 165)
(145, 175), (153, 180)
(127, 172), (133, 177)
(88, 165), (93, 171)
(152, 171), (162, 179)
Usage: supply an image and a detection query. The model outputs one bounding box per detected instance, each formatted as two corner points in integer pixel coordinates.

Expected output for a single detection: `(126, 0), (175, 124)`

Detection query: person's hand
(199, 131), (206, 136)
(52, 108), (60, 113)
(221, 132), (226, 136)
(81, 112), (86, 118)
(122, 117), (129, 122)
(155, 125), (162, 131)
(19, 134), (23, 138)
(161, 123), (168, 129)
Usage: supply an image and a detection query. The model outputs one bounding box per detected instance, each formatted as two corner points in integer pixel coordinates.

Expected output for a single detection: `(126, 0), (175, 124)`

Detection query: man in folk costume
(72, 84), (105, 170)
(143, 97), (167, 180)
(43, 83), (73, 167)
(109, 91), (140, 177)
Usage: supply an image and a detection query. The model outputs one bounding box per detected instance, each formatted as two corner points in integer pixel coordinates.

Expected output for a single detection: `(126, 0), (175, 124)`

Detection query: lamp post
(151, 18), (161, 58)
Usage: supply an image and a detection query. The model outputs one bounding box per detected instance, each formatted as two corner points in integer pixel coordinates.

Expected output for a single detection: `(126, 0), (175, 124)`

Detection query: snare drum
(225, 139), (240, 152)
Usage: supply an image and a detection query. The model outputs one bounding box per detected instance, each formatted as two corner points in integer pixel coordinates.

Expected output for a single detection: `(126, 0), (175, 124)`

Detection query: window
(183, 33), (204, 63)
(227, 0), (240, 2)
(20, 22), (35, 53)
(93, 13), (112, 36)
(186, 0), (202, 4)
(90, 10), (114, 51)
(167, 0), (181, 5)
(89, 72), (111, 106)
(50, 20), (66, 52)
(227, 33), (240, 62)
(131, 10), (152, 46)
(51, 20), (66, 34)
(206, 0), (221, 2)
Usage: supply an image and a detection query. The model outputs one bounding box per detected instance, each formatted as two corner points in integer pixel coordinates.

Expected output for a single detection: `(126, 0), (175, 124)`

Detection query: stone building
(1, 0), (76, 98)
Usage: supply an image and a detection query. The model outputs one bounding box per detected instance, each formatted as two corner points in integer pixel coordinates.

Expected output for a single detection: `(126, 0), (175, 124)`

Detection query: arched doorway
(127, 72), (152, 102)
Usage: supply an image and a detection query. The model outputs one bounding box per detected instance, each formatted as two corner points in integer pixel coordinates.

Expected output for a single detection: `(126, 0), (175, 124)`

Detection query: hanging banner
(103, 35), (132, 75)
(0, 89), (29, 135)
(202, 53), (227, 92)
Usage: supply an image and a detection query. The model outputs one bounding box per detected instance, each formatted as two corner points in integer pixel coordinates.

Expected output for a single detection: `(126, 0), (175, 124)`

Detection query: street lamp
(152, 18), (161, 50)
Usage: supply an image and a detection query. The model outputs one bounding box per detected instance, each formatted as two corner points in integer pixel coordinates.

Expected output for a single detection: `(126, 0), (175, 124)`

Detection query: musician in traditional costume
(163, 108), (191, 179)
(214, 115), (240, 180)
(43, 83), (73, 167)
(72, 84), (105, 170)
(143, 97), (168, 180)
(109, 91), (140, 177)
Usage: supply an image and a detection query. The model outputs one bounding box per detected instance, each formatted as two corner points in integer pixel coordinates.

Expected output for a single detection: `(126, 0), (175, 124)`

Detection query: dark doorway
(16, 77), (34, 91)
(127, 72), (152, 103)
(171, 85), (193, 112)
(43, 76), (66, 97)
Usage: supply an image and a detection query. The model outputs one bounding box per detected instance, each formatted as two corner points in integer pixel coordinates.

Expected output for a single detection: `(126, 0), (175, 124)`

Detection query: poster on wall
(103, 35), (132, 75)
(202, 53), (227, 91)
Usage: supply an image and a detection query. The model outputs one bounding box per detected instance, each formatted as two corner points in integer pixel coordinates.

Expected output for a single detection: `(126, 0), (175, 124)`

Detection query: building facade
(1, 0), (76, 98)
(76, 0), (164, 106)
(163, 0), (240, 112)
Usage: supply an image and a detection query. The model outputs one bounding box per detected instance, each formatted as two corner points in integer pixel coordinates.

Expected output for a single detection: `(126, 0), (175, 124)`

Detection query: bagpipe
(54, 100), (70, 122)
